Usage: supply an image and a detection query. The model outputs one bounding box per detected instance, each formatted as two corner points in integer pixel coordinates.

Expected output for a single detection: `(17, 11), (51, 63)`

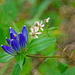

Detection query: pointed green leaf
(13, 22), (19, 33)
(48, 27), (59, 30)
(59, 62), (68, 73)
(0, 51), (14, 63)
(11, 64), (21, 75)
(61, 67), (75, 75)
(15, 52), (26, 69)
(70, 49), (75, 58)
(28, 37), (56, 54)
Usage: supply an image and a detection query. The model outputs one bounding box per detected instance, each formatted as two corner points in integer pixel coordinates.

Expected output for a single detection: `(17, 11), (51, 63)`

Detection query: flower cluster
(1, 26), (28, 55)
(29, 21), (44, 38)
(29, 17), (50, 38)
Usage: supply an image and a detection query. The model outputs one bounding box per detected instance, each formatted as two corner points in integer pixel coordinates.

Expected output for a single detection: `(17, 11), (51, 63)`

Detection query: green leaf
(11, 64), (21, 75)
(48, 27), (59, 30)
(0, 51), (14, 63)
(20, 58), (32, 75)
(13, 22), (19, 33)
(28, 37), (56, 54)
(61, 67), (75, 75)
(15, 52), (26, 69)
(70, 49), (75, 58)
(38, 59), (60, 75)
(59, 62), (68, 73)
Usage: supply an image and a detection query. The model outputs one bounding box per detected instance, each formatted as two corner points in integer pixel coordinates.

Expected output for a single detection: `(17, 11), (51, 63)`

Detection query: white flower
(34, 21), (44, 31)
(44, 17), (50, 23)
(29, 28), (41, 39)
(30, 25), (39, 32)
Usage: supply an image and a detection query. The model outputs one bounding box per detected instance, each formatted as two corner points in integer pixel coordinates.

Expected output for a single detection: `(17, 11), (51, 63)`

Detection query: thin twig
(55, 43), (75, 62)
(55, 43), (69, 57)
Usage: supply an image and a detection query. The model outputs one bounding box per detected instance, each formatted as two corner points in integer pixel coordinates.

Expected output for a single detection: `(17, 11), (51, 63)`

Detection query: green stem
(26, 55), (75, 62)
(26, 55), (66, 58)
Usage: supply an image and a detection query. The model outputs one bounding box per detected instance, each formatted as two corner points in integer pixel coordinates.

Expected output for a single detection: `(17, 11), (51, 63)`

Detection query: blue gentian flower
(1, 25), (28, 55)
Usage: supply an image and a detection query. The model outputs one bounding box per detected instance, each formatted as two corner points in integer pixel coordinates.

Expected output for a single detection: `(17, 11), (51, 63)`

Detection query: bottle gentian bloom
(1, 25), (28, 55)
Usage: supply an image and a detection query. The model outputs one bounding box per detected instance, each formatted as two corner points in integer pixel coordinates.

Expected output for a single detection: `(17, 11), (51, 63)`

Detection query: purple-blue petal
(11, 39), (21, 52)
(10, 33), (18, 40)
(6, 37), (10, 45)
(21, 25), (28, 41)
(9, 27), (18, 36)
(19, 33), (27, 49)
(1, 45), (15, 55)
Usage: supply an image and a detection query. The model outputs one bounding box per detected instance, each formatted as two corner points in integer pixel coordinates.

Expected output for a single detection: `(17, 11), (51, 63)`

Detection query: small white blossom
(44, 17), (50, 23)
(29, 28), (41, 39)
(30, 25), (39, 32)
(34, 21), (44, 31)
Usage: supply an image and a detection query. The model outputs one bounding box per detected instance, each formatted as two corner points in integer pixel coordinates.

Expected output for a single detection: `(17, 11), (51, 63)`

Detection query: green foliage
(48, 27), (59, 30)
(13, 22), (19, 33)
(0, 61), (11, 75)
(15, 18), (25, 31)
(38, 59), (60, 75)
(70, 50), (75, 58)
(52, 0), (61, 9)
(61, 67), (75, 75)
(33, 0), (52, 19)
(25, 0), (52, 26)
(20, 58), (32, 75)
(59, 62), (68, 73)
(40, 44), (56, 62)
(11, 64), (21, 75)
(28, 0), (37, 5)
(0, 51), (14, 63)
(15, 52), (26, 69)
(0, 0), (18, 48)
(71, 1), (75, 7)
(0, 0), (18, 28)
(0, 29), (5, 49)
(16, 0), (26, 7)
(42, 11), (61, 27)
(28, 37), (56, 54)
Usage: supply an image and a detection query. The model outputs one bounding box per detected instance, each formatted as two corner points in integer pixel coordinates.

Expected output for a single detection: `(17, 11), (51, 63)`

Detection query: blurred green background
(0, 0), (75, 75)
